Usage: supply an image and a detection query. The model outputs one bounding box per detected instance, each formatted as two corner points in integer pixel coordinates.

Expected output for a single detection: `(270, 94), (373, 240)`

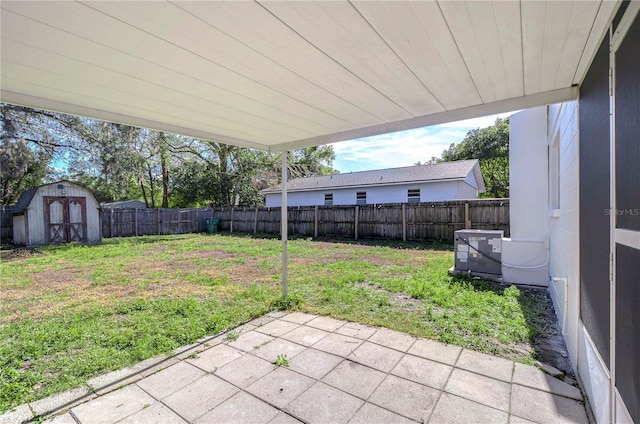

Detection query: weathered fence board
(99, 199), (509, 242)
(0, 205), (13, 243)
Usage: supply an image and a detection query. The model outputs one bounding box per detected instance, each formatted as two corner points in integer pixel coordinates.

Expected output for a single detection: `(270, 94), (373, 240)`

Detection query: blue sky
(330, 112), (515, 173)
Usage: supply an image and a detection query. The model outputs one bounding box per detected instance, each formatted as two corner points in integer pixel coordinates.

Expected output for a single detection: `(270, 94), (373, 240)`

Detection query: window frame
(407, 188), (420, 203)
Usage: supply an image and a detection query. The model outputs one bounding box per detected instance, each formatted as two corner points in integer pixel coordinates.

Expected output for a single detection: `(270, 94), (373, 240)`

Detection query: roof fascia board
(262, 177), (466, 194)
(0, 91), (270, 151)
(573, 0), (622, 85)
(472, 162), (486, 193)
(270, 87), (578, 152)
(611, 1), (640, 52)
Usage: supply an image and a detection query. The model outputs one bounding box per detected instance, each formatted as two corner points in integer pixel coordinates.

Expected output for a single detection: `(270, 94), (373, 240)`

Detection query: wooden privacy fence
(101, 199), (509, 242)
(0, 205), (13, 243)
(100, 208), (214, 238)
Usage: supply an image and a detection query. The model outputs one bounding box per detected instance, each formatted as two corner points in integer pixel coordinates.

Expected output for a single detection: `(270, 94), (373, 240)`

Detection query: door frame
(609, 3), (640, 422)
(43, 196), (88, 244)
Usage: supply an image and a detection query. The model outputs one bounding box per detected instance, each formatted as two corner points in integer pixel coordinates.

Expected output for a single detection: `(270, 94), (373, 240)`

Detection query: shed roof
(262, 159), (484, 194)
(0, 1), (621, 152)
(12, 187), (38, 214)
(11, 180), (95, 214)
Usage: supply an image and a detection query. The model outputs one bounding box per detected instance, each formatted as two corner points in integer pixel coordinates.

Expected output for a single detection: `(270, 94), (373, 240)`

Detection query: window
(408, 189), (420, 203)
(324, 193), (333, 205)
(356, 191), (366, 205)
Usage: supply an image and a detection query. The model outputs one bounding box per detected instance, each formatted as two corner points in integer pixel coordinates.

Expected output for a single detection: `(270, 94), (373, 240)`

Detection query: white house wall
(265, 180), (477, 207)
(547, 101), (580, 370)
(456, 181), (478, 199)
(502, 106), (549, 286)
(26, 183), (101, 245)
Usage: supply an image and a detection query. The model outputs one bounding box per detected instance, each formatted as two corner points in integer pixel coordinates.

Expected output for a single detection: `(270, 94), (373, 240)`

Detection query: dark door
(44, 196), (87, 244)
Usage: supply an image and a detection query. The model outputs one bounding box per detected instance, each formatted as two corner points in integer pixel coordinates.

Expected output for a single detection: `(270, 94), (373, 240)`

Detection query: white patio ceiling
(0, 1), (619, 153)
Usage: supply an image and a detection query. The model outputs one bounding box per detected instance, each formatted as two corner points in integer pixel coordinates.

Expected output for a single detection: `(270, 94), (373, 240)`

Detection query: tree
(0, 105), (56, 204)
(1, 104), (339, 208)
(438, 118), (509, 198)
(0, 138), (49, 204)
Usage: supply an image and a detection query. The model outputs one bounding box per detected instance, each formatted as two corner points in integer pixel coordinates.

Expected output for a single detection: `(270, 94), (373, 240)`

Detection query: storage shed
(12, 181), (101, 246)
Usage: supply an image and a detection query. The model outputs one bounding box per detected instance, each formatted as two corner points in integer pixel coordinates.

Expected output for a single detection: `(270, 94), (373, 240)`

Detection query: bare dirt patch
(0, 248), (279, 323)
(355, 281), (424, 313)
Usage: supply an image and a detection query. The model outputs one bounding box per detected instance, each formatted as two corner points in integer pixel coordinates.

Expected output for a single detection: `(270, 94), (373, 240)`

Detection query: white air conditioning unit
(454, 229), (503, 276)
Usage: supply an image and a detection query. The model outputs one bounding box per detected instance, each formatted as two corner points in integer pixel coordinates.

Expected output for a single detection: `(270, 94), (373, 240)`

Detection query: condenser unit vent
(454, 229), (503, 276)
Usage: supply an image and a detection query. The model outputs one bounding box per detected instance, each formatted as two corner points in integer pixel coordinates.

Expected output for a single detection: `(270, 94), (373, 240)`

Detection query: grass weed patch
(1, 233), (549, 412)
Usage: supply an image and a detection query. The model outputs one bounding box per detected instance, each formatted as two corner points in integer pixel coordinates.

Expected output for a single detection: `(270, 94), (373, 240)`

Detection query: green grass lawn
(0, 233), (548, 413)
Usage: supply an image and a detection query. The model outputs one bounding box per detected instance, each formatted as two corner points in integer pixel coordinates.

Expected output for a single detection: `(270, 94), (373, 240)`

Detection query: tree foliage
(438, 118), (509, 198)
(0, 104), (337, 207)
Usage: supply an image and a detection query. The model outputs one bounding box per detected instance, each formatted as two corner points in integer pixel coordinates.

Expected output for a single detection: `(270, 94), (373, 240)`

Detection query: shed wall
(13, 215), (26, 245)
(25, 183), (101, 245)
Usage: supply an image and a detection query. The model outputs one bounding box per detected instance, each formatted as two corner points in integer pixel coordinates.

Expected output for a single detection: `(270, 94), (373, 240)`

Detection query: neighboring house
(12, 181), (101, 246)
(261, 160), (485, 207)
(101, 200), (146, 209)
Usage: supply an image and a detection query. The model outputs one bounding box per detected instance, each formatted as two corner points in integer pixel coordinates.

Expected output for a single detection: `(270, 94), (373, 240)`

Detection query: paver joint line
(8, 314), (592, 424)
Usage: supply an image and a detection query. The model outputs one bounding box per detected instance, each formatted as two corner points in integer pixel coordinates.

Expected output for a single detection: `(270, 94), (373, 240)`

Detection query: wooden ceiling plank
(538, 1), (575, 93)
(84, 1), (386, 126)
(438, 1), (498, 104)
(2, 68), (293, 144)
(521, 1), (547, 95)
(554, 2), (601, 89)
(2, 39), (338, 140)
(261, 0), (443, 118)
(174, 1), (405, 123)
(2, 2), (383, 130)
(492, 1), (525, 99)
(1, 77), (281, 146)
(573, 1), (620, 85)
(466, 1), (516, 101)
(353, 1), (480, 111)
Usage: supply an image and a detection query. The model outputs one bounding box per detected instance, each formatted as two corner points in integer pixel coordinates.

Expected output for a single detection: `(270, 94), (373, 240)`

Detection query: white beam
(281, 151), (289, 298)
(0, 90), (270, 151)
(270, 86), (578, 152)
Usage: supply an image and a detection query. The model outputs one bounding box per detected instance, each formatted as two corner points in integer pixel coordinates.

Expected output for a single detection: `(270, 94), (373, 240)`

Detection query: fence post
(314, 205), (318, 238)
(465, 202), (471, 229)
(402, 203), (407, 242)
(134, 209), (138, 236)
(254, 207), (259, 234)
(230, 207), (234, 233)
(354, 205), (359, 240)
(156, 208), (161, 235)
(110, 208), (114, 237)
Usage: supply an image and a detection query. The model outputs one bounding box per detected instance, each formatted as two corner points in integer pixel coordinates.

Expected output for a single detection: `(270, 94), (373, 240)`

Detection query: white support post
(281, 152), (289, 298)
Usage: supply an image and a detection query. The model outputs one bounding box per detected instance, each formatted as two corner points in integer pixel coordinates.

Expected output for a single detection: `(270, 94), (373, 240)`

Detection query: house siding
(547, 101), (580, 374)
(264, 180), (474, 207)
(456, 181), (478, 199)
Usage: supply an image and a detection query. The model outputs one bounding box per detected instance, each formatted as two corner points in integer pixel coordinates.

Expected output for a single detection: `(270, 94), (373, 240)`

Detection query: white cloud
(331, 112), (516, 172)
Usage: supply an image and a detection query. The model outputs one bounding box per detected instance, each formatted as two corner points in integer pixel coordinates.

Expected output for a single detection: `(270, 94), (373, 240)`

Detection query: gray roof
(12, 188), (38, 214)
(262, 159), (484, 193)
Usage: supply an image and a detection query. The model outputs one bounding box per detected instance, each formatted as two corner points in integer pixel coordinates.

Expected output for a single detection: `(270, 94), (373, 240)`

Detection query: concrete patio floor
(3, 311), (591, 424)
